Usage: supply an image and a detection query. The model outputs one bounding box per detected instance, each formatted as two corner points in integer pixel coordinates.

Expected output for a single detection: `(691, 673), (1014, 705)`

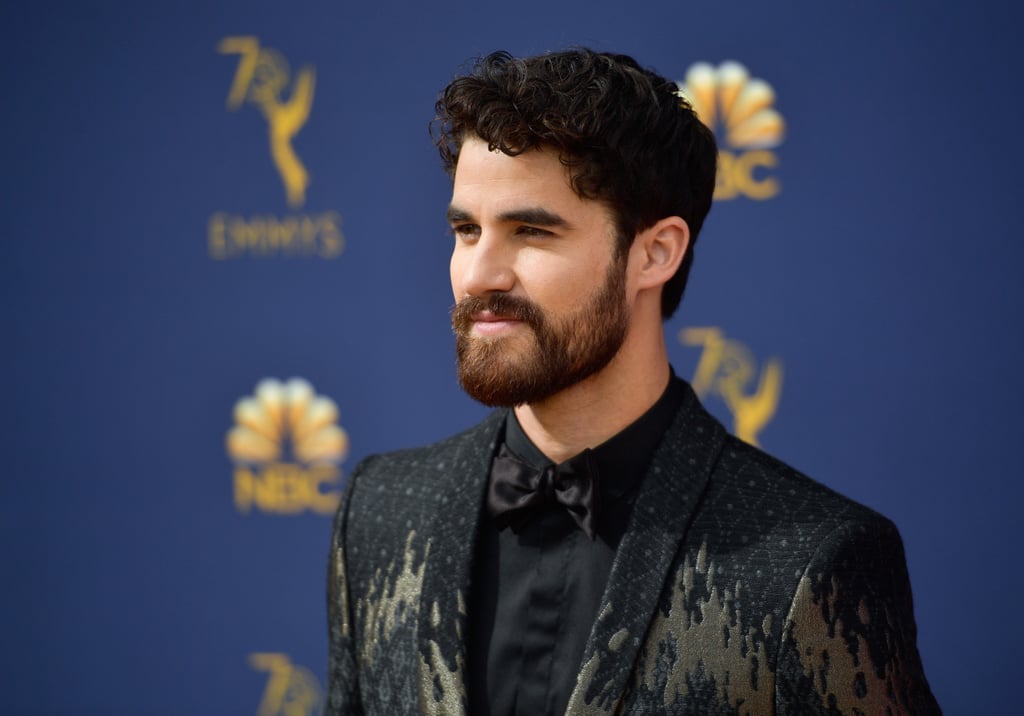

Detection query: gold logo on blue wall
(210, 37), (344, 260)
(249, 653), (322, 716)
(677, 62), (785, 201)
(227, 378), (348, 515)
(219, 36), (315, 207)
(680, 327), (783, 446)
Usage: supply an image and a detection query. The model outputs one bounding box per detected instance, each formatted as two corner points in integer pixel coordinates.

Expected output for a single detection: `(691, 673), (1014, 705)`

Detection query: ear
(629, 216), (690, 292)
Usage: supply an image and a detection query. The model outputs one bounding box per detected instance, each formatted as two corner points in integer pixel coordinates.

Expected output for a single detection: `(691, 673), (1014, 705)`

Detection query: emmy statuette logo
(249, 653), (322, 716)
(219, 36), (315, 208)
(680, 327), (783, 446)
(209, 36), (344, 260)
(227, 377), (349, 515)
(677, 61), (785, 201)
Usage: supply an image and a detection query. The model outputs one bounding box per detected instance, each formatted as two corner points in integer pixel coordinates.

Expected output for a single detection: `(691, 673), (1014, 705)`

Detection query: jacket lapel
(566, 382), (727, 714)
(415, 410), (506, 715)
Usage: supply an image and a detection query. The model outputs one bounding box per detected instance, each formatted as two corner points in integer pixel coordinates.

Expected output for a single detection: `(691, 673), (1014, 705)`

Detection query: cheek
(524, 253), (604, 305)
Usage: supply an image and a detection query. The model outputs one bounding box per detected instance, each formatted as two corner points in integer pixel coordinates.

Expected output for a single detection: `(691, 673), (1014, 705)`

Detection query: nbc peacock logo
(227, 378), (349, 515)
(677, 61), (785, 200)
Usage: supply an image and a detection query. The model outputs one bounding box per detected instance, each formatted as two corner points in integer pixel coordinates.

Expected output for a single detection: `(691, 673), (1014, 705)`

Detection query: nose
(452, 233), (516, 297)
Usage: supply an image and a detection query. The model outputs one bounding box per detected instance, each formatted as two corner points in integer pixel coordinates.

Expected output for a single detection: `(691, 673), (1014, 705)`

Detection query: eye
(517, 226), (553, 238)
(451, 224), (480, 241)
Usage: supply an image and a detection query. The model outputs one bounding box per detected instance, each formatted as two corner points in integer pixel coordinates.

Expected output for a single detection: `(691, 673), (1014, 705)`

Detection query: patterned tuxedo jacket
(326, 381), (939, 714)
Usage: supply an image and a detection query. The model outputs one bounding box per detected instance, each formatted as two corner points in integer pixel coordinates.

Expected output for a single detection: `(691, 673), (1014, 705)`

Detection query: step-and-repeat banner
(5, 1), (1021, 713)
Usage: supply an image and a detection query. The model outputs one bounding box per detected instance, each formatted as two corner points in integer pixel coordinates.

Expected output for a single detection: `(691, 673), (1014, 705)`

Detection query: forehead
(451, 137), (588, 215)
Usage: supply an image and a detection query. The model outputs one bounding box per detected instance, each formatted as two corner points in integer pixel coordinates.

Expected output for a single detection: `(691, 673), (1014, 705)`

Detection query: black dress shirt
(467, 375), (684, 715)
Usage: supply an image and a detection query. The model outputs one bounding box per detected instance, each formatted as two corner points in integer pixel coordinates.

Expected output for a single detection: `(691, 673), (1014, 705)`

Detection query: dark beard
(450, 259), (629, 407)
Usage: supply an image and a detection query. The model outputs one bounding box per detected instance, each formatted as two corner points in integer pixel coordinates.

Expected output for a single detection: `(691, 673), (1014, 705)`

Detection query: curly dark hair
(433, 48), (717, 318)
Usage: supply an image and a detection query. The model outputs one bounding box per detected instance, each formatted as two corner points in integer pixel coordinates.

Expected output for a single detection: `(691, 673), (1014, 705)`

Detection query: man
(327, 49), (938, 715)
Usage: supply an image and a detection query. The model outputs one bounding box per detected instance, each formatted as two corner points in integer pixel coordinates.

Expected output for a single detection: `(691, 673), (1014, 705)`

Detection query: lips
(471, 310), (521, 323)
(469, 311), (523, 336)
(451, 294), (542, 337)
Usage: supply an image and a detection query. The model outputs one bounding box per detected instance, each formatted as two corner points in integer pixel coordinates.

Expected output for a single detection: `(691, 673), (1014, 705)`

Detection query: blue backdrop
(4, 1), (1021, 713)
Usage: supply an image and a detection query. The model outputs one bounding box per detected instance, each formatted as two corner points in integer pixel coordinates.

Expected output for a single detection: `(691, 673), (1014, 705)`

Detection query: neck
(514, 316), (671, 464)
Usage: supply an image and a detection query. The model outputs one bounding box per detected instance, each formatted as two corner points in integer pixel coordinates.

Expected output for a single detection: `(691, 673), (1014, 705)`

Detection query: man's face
(448, 136), (631, 407)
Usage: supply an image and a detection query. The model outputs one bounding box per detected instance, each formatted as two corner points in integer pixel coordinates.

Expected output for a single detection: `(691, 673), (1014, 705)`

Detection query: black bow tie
(487, 444), (600, 539)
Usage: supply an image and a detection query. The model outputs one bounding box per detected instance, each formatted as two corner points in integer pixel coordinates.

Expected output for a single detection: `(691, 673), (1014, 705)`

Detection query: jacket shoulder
(338, 409), (505, 545)
(638, 403), (939, 712)
(708, 432), (887, 531)
(347, 409), (506, 490)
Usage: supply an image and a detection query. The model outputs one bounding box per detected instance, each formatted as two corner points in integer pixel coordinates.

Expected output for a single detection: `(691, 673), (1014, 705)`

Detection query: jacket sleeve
(775, 516), (941, 715)
(325, 461), (366, 716)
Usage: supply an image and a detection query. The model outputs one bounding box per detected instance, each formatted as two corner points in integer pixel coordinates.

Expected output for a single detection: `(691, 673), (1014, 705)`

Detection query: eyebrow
(446, 205), (573, 229)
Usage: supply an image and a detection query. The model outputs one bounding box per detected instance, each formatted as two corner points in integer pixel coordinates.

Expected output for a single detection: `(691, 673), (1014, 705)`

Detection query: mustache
(450, 294), (544, 333)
